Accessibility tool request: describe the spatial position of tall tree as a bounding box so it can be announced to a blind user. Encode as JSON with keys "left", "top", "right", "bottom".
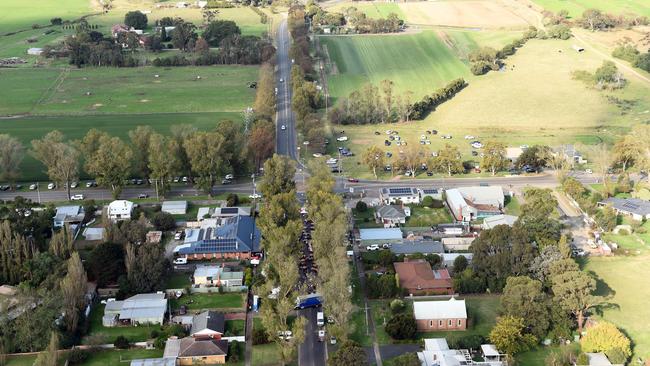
{"left": 33, "top": 331, "right": 59, "bottom": 366}
{"left": 60, "top": 252, "right": 87, "bottom": 332}
{"left": 148, "top": 133, "right": 180, "bottom": 198}
{"left": 254, "top": 63, "right": 276, "bottom": 120}
{"left": 247, "top": 119, "right": 275, "bottom": 171}
{"left": 183, "top": 131, "right": 227, "bottom": 193}
{"left": 433, "top": 144, "right": 463, "bottom": 176}
{"left": 362, "top": 146, "right": 385, "bottom": 179}
{"left": 0, "top": 134, "right": 24, "bottom": 184}
{"left": 400, "top": 144, "right": 426, "bottom": 178}
{"left": 0, "top": 221, "right": 35, "bottom": 285}
{"left": 380, "top": 79, "right": 394, "bottom": 123}
{"left": 260, "top": 155, "right": 296, "bottom": 198}
{"left": 170, "top": 124, "right": 197, "bottom": 178}
{"left": 85, "top": 135, "right": 132, "bottom": 198}
{"left": 612, "top": 134, "right": 642, "bottom": 171}
{"left": 551, "top": 270, "right": 602, "bottom": 334}
{"left": 216, "top": 119, "right": 246, "bottom": 175}
{"left": 128, "top": 125, "right": 154, "bottom": 179}
{"left": 582, "top": 143, "right": 613, "bottom": 191}
{"left": 488, "top": 316, "right": 537, "bottom": 356}
{"left": 328, "top": 341, "right": 369, "bottom": 366}
{"left": 501, "top": 276, "right": 550, "bottom": 339}
{"left": 482, "top": 141, "right": 507, "bottom": 175}
{"left": 49, "top": 226, "right": 74, "bottom": 260}
{"left": 203, "top": 20, "right": 241, "bottom": 46}
{"left": 30, "top": 131, "right": 80, "bottom": 199}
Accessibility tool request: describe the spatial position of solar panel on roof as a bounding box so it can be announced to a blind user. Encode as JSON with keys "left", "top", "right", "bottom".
{"left": 221, "top": 207, "right": 238, "bottom": 214}
{"left": 622, "top": 202, "right": 640, "bottom": 210}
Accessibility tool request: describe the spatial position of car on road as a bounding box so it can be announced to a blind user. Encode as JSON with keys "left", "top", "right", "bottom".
{"left": 70, "top": 181, "right": 78, "bottom": 188}
{"left": 47, "top": 183, "right": 55, "bottom": 190}
{"left": 29, "top": 184, "right": 37, "bottom": 190}
{"left": 279, "top": 78, "right": 284, "bottom": 83}
{"left": 336, "top": 136, "right": 348, "bottom": 142}
{"left": 138, "top": 193, "right": 149, "bottom": 198}
{"left": 225, "top": 174, "right": 234, "bottom": 180}
{"left": 366, "top": 244, "right": 380, "bottom": 251}
{"left": 318, "top": 330, "right": 325, "bottom": 342}
{"left": 173, "top": 257, "right": 187, "bottom": 265}
{"left": 71, "top": 194, "right": 84, "bottom": 201}
{"left": 221, "top": 179, "right": 232, "bottom": 185}
{"left": 249, "top": 193, "right": 262, "bottom": 199}
{"left": 585, "top": 169, "right": 593, "bottom": 174}
{"left": 317, "top": 311, "right": 325, "bottom": 326}
{"left": 281, "top": 125, "right": 286, "bottom": 130}
{"left": 347, "top": 178, "right": 359, "bottom": 183}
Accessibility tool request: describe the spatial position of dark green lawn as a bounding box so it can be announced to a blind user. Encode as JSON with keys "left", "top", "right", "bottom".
{"left": 165, "top": 273, "right": 192, "bottom": 289}
{"left": 352, "top": 207, "right": 382, "bottom": 228}
{"left": 170, "top": 293, "right": 245, "bottom": 311}
{"left": 84, "top": 304, "right": 161, "bottom": 344}
{"left": 225, "top": 319, "right": 246, "bottom": 336}
{"left": 406, "top": 206, "right": 453, "bottom": 227}
{"left": 80, "top": 349, "right": 164, "bottom": 366}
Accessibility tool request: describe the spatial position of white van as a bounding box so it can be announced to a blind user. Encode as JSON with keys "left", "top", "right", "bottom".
{"left": 173, "top": 257, "right": 188, "bottom": 265}
{"left": 317, "top": 311, "right": 325, "bottom": 327}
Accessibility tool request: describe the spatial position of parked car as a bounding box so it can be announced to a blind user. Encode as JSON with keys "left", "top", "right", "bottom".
{"left": 348, "top": 178, "right": 359, "bottom": 183}
{"left": 71, "top": 194, "right": 84, "bottom": 201}
{"left": 47, "top": 183, "right": 55, "bottom": 190}
{"left": 318, "top": 330, "right": 325, "bottom": 342}
{"left": 138, "top": 193, "right": 149, "bottom": 199}
{"left": 330, "top": 336, "right": 337, "bottom": 345}
{"left": 249, "top": 193, "right": 262, "bottom": 199}
{"left": 173, "top": 257, "right": 187, "bottom": 265}
{"left": 585, "top": 169, "right": 593, "bottom": 174}
{"left": 29, "top": 184, "right": 37, "bottom": 190}
{"left": 70, "top": 181, "right": 78, "bottom": 188}
{"left": 366, "top": 244, "right": 380, "bottom": 251}
{"left": 174, "top": 231, "right": 184, "bottom": 240}
{"left": 382, "top": 243, "right": 391, "bottom": 249}
{"left": 222, "top": 179, "right": 232, "bottom": 185}
{"left": 86, "top": 181, "right": 96, "bottom": 188}
{"left": 281, "top": 125, "right": 286, "bottom": 130}
{"left": 374, "top": 131, "right": 381, "bottom": 135}
{"left": 426, "top": 171, "right": 434, "bottom": 176}
{"left": 464, "top": 135, "right": 475, "bottom": 140}
{"left": 336, "top": 136, "right": 348, "bottom": 142}
{"left": 312, "top": 153, "right": 323, "bottom": 158}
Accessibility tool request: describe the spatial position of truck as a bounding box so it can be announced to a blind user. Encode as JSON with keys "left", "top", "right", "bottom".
{"left": 317, "top": 311, "right": 325, "bottom": 327}
{"left": 295, "top": 293, "right": 322, "bottom": 309}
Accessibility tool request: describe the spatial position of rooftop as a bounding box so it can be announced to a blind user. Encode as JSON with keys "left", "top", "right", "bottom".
{"left": 482, "top": 214, "right": 518, "bottom": 229}
{"left": 413, "top": 298, "right": 467, "bottom": 320}
{"left": 109, "top": 293, "right": 167, "bottom": 321}
{"left": 179, "top": 337, "right": 228, "bottom": 357}
{"left": 390, "top": 241, "right": 443, "bottom": 255}
{"left": 191, "top": 311, "right": 225, "bottom": 336}
{"left": 193, "top": 265, "right": 244, "bottom": 281}
{"left": 176, "top": 215, "right": 261, "bottom": 255}
{"left": 375, "top": 205, "right": 407, "bottom": 219}
{"left": 381, "top": 187, "right": 418, "bottom": 197}
{"left": 602, "top": 197, "right": 650, "bottom": 216}
{"left": 394, "top": 260, "right": 452, "bottom": 291}
{"left": 359, "top": 228, "right": 403, "bottom": 241}
{"left": 130, "top": 358, "right": 176, "bottom": 366}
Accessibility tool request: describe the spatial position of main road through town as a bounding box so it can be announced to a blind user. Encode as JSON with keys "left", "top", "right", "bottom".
{"left": 275, "top": 17, "right": 299, "bottom": 162}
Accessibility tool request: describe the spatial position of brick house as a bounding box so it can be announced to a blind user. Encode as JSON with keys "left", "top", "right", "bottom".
{"left": 394, "top": 259, "right": 454, "bottom": 296}
{"left": 413, "top": 298, "right": 467, "bottom": 332}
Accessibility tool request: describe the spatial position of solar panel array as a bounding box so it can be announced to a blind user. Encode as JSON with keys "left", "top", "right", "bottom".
{"left": 389, "top": 187, "right": 415, "bottom": 195}
{"left": 622, "top": 202, "right": 641, "bottom": 210}
{"left": 422, "top": 189, "right": 438, "bottom": 194}
{"left": 221, "top": 207, "right": 238, "bottom": 214}
{"left": 194, "top": 239, "right": 239, "bottom": 253}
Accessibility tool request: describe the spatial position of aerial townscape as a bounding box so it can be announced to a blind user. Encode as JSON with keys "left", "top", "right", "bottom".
{"left": 1, "top": 0, "right": 650, "bottom": 365}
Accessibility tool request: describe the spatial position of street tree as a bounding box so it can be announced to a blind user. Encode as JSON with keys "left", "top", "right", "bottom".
{"left": 433, "top": 144, "right": 463, "bottom": 176}
{"left": 514, "top": 188, "right": 561, "bottom": 248}
{"left": 488, "top": 316, "right": 537, "bottom": 356}
{"left": 362, "top": 146, "right": 386, "bottom": 179}
{"left": 128, "top": 125, "right": 154, "bottom": 179}
{"left": 183, "top": 131, "right": 227, "bottom": 193}
{"left": 482, "top": 141, "right": 507, "bottom": 175}
{"left": 254, "top": 63, "right": 276, "bottom": 120}
{"left": 582, "top": 143, "right": 614, "bottom": 191}
{"left": 551, "top": 269, "right": 602, "bottom": 334}
{"left": 514, "top": 145, "right": 547, "bottom": 170}
{"left": 328, "top": 341, "right": 369, "bottom": 366}
{"left": 60, "top": 252, "right": 88, "bottom": 332}
{"left": 170, "top": 124, "right": 197, "bottom": 178}
{"left": 400, "top": 144, "right": 426, "bottom": 178}
{"left": 0, "top": 134, "right": 24, "bottom": 184}
{"left": 216, "top": 119, "right": 246, "bottom": 175}
{"left": 540, "top": 145, "right": 570, "bottom": 180}
{"left": 148, "top": 133, "right": 180, "bottom": 198}
{"left": 31, "top": 131, "right": 80, "bottom": 199}
{"left": 85, "top": 135, "right": 133, "bottom": 198}
{"left": 247, "top": 119, "right": 275, "bottom": 171}
{"left": 260, "top": 155, "right": 296, "bottom": 198}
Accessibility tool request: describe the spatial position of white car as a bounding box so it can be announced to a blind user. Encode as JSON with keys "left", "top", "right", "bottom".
{"left": 585, "top": 169, "right": 593, "bottom": 174}
{"left": 174, "top": 231, "right": 183, "bottom": 240}
{"left": 303, "top": 141, "right": 310, "bottom": 145}
{"left": 281, "top": 125, "right": 286, "bottom": 130}
{"left": 70, "top": 194, "right": 84, "bottom": 201}
{"left": 442, "top": 135, "right": 452, "bottom": 139}
{"left": 249, "top": 193, "right": 262, "bottom": 199}
{"left": 70, "top": 181, "right": 78, "bottom": 188}
{"left": 366, "top": 244, "right": 380, "bottom": 251}
{"left": 47, "top": 183, "right": 55, "bottom": 190}
{"left": 182, "top": 176, "right": 188, "bottom": 182}
{"left": 86, "top": 181, "right": 95, "bottom": 188}
{"left": 277, "top": 331, "right": 293, "bottom": 340}
{"left": 279, "top": 78, "right": 284, "bottom": 83}
{"left": 225, "top": 174, "right": 234, "bottom": 180}
{"left": 29, "top": 184, "right": 37, "bottom": 190}
{"left": 464, "top": 135, "right": 475, "bottom": 140}
{"left": 471, "top": 142, "right": 483, "bottom": 149}
{"left": 326, "top": 158, "right": 338, "bottom": 165}
{"left": 420, "top": 134, "right": 426, "bottom": 140}
{"left": 385, "top": 130, "right": 392, "bottom": 135}
{"left": 173, "top": 257, "right": 187, "bottom": 265}
{"left": 312, "top": 153, "right": 323, "bottom": 158}
{"left": 336, "top": 136, "right": 348, "bottom": 142}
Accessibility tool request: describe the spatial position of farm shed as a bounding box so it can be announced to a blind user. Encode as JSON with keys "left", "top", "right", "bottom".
{"left": 162, "top": 200, "right": 188, "bottom": 215}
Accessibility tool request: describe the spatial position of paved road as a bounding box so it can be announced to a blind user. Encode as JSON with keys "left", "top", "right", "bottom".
{"left": 275, "top": 18, "right": 298, "bottom": 160}
{"left": 298, "top": 307, "right": 326, "bottom": 366}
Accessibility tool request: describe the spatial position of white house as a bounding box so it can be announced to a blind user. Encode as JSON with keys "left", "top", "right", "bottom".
{"left": 375, "top": 205, "right": 410, "bottom": 228}
{"left": 53, "top": 205, "right": 85, "bottom": 227}
{"left": 418, "top": 188, "right": 443, "bottom": 201}
{"left": 446, "top": 186, "right": 504, "bottom": 222}
{"left": 193, "top": 265, "right": 244, "bottom": 287}
{"left": 380, "top": 187, "right": 420, "bottom": 204}
{"left": 108, "top": 200, "right": 134, "bottom": 221}
{"left": 418, "top": 338, "right": 505, "bottom": 366}
{"left": 103, "top": 293, "right": 167, "bottom": 326}
{"left": 599, "top": 197, "right": 650, "bottom": 221}
{"left": 27, "top": 47, "right": 43, "bottom": 56}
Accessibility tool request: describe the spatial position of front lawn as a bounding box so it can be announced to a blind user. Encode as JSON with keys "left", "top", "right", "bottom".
{"left": 371, "top": 300, "right": 398, "bottom": 345}
{"left": 85, "top": 304, "right": 161, "bottom": 343}
{"left": 406, "top": 206, "right": 453, "bottom": 227}
{"left": 252, "top": 344, "right": 283, "bottom": 366}
{"left": 352, "top": 207, "right": 382, "bottom": 228}
{"left": 504, "top": 195, "right": 521, "bottom": 216}
{"left": 170, "top": 292, "right": 245, "bottom": 311}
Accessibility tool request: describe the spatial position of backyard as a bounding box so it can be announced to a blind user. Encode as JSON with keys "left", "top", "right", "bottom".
{"left": 406, "top": 205, "right": 453, "bottom": 227}
{"left": 85, "top": 304, "right": 160, "bottom": 343}
{"left": 169, "top": 292, "right": 246, "bottom": 311}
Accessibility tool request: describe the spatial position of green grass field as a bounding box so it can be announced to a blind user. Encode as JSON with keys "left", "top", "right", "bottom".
{"left": 531, "top": 0, "right": 650, "bottom": 18}
{"left": 321, "top": 31, "right": 470, "bottom": 102}
{"left": 170, "top": 292, "right": 245, "bottom": 311}
{"left": 0, "top": 66, "right": 258, "bottom": 116}
{"left": 406, "top": 206, "right": 453, "bottom": 227}
{"left": 0, "top": 0, "right": 92, "bottom": 34}
{"left": 586, "top": 255, "right": 650, "bottom": 360}
{"left": 85, "top": 304, "right": 160, "bottom": 343}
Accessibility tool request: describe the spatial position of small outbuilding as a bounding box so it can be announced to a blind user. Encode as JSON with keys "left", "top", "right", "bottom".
{"left": 108, "top": 200, "right": 134, "bottom": 221}
{"left": 27, "top": 47, "right": 43, "bottom": 56}
{"left": 572, "top": 44, "right": 585, "bottom": 52}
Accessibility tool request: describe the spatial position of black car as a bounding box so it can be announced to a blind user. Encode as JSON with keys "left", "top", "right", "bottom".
{"left": 431, "top": 129, "right": 438, "bottom": 135}
{"left": 471, "top": 151, "right": 478, "bottom": 156}
{"left": 374, "top": 131, "right": 381, "bottom": 135}
{"left": 386, "top": 152, "right": 392, "bottom": 158}
{"left": 384, "top": 140, "right": 391, "bottom": 146}
{"left": 426, "top": 171, "right": 434, "bottom": 176}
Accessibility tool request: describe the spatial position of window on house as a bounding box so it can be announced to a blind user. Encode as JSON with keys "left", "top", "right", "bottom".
{"left": 429, "top": 320, "right": 433, "bottom": 327}
{"left": 458, "top": 319, "right": 462, "bottom": 326}
{"left": 438, "top": 320, "right": 443, "bottom": 327}
{"left": 448, "top": 319, "right": 452, "bottom": 326}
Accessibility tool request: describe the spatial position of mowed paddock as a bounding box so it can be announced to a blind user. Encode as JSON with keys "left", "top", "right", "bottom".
{"left": 321, "top": 31, "right": 470, "bottom": 102}
{"left": 399, "top": 0, "right": 533, "bottom": 29}
{"left": 530, "top": 0, "right": 650, "bottom": 18}
{"left": 324, "top": 38, "right": 650, "bottom": 178}
{"left": 0, "top": 66, "right": 258, "bottom": 116}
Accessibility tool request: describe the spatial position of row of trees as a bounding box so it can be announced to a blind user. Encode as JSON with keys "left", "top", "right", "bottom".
{"left": 469, "top": 27, "right": 541, "bottom": 76}
{"left": 305, "top": 1, "right": 402, "bottom": 34}
{"left": 0, "top": 119, "right": 276, "bottom": 198}
{"left": 612, "top": 42, "right": 650, "bottom": 74}
{"left": 256, "top": 155, "right": 307, "bottom": 364}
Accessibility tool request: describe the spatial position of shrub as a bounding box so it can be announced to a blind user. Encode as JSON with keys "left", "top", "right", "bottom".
{"left": 125, "top": 11, "right": 148, "bottom": 30}
{"left": 618, "top": 229, "right": 629, "bottom": 236}
{"left": 152, "top": 211, "right": 176, "bottom": 231}
{"left": 612, "top": 44, "right": 639, "bottom": 63}
{"left": 431, "top": 199, "right": 444, "bottom": 208}
{"left": 229, "top": 340, "right": 241, "bottom": 362}
{"left": 355, "top": 200, "right": 368, "bottom": 212}
{"left": 471, "top": 61, "right": 492, "bottom": 75}
{"left": 150, "top": 330, "right": 160, "bottom": 339}
{"left": 422, "top": 196, "right": 434, "bottom": 208}
{"left": 390, "top": 299, "right": 405, "bottom": 314}
{"left": 385, "top": 313, "right": 417, "bottom": 339}
{"left": 67, "top": 348, "right": 90, "bottom": 364}
{"left": 547, "top": 24, "right": 572, "bottom": 39}
{"left": 226, "top": 193, "right": 239, "bottom": 207}
{"left": 253, "top": 328, "right": 270, "bottom": 345}
{"left": 606, "top": 347, "right": 628, "bottom": 364}
{"left": 576, "top": 353, "right": 589, "bottom": 365}
{"left": 51, "top": 18, "right": 63, "bottom": 25}
{"left": 114, "top": 336, "right": 130, "bottom": 349}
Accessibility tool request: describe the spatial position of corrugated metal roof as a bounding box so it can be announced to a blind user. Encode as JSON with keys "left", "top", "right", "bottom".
{"left": 413, "top": 298, "right": 467, "bottom": 320}
{"left": 359, "top": 228, "right": 402, "bottom": 241}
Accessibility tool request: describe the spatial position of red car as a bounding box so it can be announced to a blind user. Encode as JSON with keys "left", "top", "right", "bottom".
{"left": 348, "top": 178, "right": 359, "bottom": 183}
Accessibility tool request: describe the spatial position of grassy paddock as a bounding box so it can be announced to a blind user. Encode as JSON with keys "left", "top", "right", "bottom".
{"left": 0, "top": 0, "right": 92, "bottom": 33}
{"left": 530, "top": 0, "right": 649, "bottom": 18}
{"left": 406, "top": 206, "right": 453, "bottom": 227}
{"left": 321, "top": 31, "right": 470, "bottom": 102}
{"left": 327, "top": 2, "right": 404, "bottom": 19}
{"left": 170, "top": 292, "right": 245, "bottom": 311}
